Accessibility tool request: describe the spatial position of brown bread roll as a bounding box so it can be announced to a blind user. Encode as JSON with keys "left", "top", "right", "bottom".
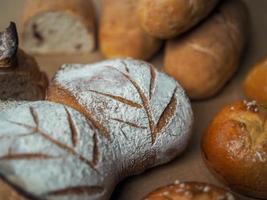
{"left": 99, "top": 0, "right": 162, "bottom": 60}
{"left": 0, "top": 59, "right": 193, "bottom": 200}
{"left": 22, "top": 0, "right": 96, "bottom": 55}
{"left": 202, "top": 101, "right": 267, "bottom": 199}
{"left": 143, "top": 181, "right": 234, "bottom": 200}
{"left": 138, "top": 0, "right": 219, "bottom": 39}
{"left": 164, "top": 0, "right": 248, "bottom": 99}
{"left": 244, "top": 57, "right": 267, "bottom": 103}
{"left": 0, "top": 22, "right": 47, "bottom": 101}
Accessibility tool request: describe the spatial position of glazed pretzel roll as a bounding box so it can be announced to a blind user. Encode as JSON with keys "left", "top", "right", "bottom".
{"left": 244, "top": 57, "right": 267, "bottom": 103}
{"left": 99, "top": 0, "right": 162, "bottom": 60}
{"left": 0, "top": 23, "right": 48, "bottom": 101}
{"left": 143, "top": 182, "right": 235, "bottom": 200}
{"left": 22, "top": 0, "right": 96, "bottom": 55}
{"left": 138, "top": 0, "right": 219, "bottom": 39}
{"left": 202, "top": 101, "right": 267, "bottom": 199}
{"left": 164, "top": 0, "right": 248, "bottom": 99}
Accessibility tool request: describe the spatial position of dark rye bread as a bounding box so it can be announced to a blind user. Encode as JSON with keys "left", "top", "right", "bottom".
{"left": 0, "top": 50, "right": 48, "bottom": 101}
{"left": 0, "top": 22, "right": 18, "bottom": 68}
{"left": 0, "top": 22, "right": 48, "bottom": 101}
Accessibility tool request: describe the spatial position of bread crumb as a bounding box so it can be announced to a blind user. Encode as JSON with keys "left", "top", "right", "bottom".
{"left": 256, "top": 151, "right": 265, "bottom": 162}
{"left": 176, "top": 188, "right": 184, "bottom": 193}
{"left": 203, "top": 186, "right": 210, "bottom": 192}
{"left": 184, "top": 191, "right": 192, "bottom": 197}
{"left": 243, "top": 100, "right": 258, "bottom": 112}
{"left": 226, "top": 193, "right": 235, "bottom": 200}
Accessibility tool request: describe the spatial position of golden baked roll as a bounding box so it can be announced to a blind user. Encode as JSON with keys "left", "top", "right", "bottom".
{"left": 143, "top": 181, "right": 234, "bottom": 200}
{"left": 99, "top": 0, "right": 162, "bottom": 60}
{"left": 244, "top": 57, "right": 267, "bottom": 103}
{"left": 138, "top": 0, "right": 219, "bottom": 39}
{"left": 0, "top": 22, "right": 48, "bottom": 101}
{"left": 22, "top": 0, "right": 96, "bottom": 55}
{"left": 164, "top": 0, "right": 248, "bottom": 99}
{"left": 202, "top": 101, "right": 267, "bottom": 199}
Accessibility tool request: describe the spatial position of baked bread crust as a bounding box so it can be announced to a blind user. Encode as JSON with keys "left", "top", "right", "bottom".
{"left": 164, "top": 0, "right": 248, "bottom": 99}
{"left": 0, "top": 178, "right": 27, "bottom": 200}
{"left": 202, "top": 101, "right": 267, "bottom": 199}
{"left": 143, "top": 182, "right": 234, "bottom": 200}
{"left": 244, "top": 57, "right": 267, "bottom": 103}
{"left": 22, "top": 0, "right": 96, "bottom": 55}
{"left": 138, "top": 0, "right": 219, "bottom": 39}
{"left": 99, "top": 0, "right": 162, "bottom": 60}
{"left": 0, "top": 101, "right": 109, "bottom": 200}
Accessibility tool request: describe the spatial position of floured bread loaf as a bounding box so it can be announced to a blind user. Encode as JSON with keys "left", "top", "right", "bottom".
{"left": 0, "top": 98, "right": 192, "bottom": 200}
{"left": 0, "top": 101, "right": 105, "bottom": 200}
{"left": 22, "top": 0, "right": 96, "bottom": 55}
{"left": 0, "top": 22, "right": 48, "bottom": 101}
{"left": 37, "top": 58, "right": 193, "bottom": 199}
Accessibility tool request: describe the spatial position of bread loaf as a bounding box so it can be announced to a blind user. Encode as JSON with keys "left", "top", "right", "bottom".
{"left": 143, "top": 181, "right": 235, "bottom": 200}
{"left": 164, "top": 0, "right": 248, "bottom": 99}
{"left": 99, "top": 0, "right": 162, "bottom": 60}
{"left": 244, "top": 57, "right": 267, "bottom": 103}
{"left": 202, "top": 101, "right": 267, "bottom": 199}
{"left": 22, "top": 0, "right": 96, "bottom": 55}
{"left": 0, "top": 59, "right": 193, "bottom": 200}
{"left": 138, "top": 0, "right": 219, "bottom": 39}
{"left": 0, "top": 23, "right": 48, "bottom": 101}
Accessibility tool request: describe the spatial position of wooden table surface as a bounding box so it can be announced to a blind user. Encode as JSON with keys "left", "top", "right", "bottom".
{"left": 0, "top": 0, "right": 267, "bottom": 200}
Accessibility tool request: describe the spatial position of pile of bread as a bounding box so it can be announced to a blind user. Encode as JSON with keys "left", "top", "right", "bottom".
{"left": 0, "top": 0, "right": 266, "bottom": 200}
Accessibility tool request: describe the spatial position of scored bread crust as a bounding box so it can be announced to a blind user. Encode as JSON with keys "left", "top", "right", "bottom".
{"left": 0, "top": 49, "right": 48, "bottom": 100}
{"left": 22, "top": 0, "right": 96, "bottom": 55}
{"left": 99, "top": 0, "right": 162, "bottom": 60}
{"left": 0, "top": 101, "right": 112, "bottom": 200}
{"left": 143, "top": 182, "right": 234, "bottom": 200}
{"left": 42, "top": 58, "right": 193, "bottom": 199}
{"left": 164, "top": 0, "right": 248, "bottom": 99}
{"left": 0, "top": 59, "right": 193, "bottom": 200}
